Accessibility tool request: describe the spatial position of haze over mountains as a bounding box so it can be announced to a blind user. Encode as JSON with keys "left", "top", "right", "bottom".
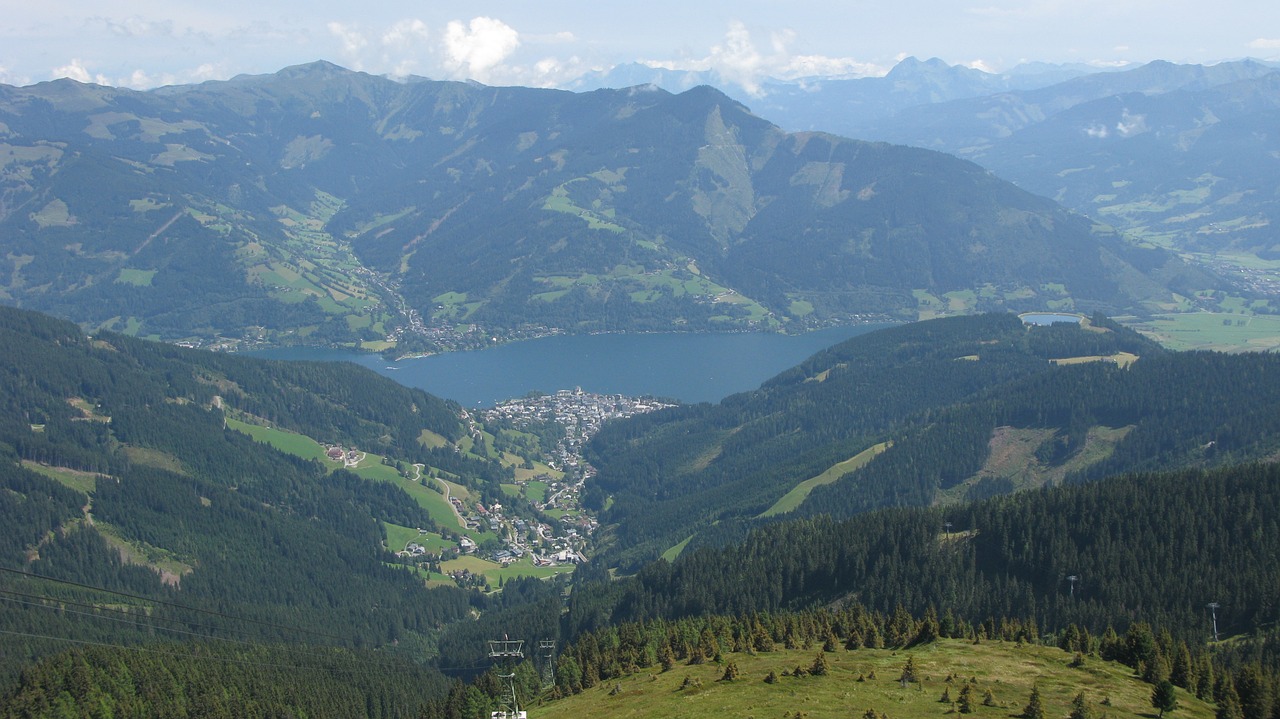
{"left": 0, "top": 60, "right": 1222, "bottom": 350}
{"left": 5, "top": 40, "right": 1280, "bottom": 718}
{"left": 589, "top": 56, "right": 1280, "bottom": 274}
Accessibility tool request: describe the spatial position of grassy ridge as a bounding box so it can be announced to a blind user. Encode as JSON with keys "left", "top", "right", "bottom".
{"left": 536, "top": 640, "right": 1212, "bottom": 719}
{"left": 759, "top": 442, "right": 891, "bottom": 518}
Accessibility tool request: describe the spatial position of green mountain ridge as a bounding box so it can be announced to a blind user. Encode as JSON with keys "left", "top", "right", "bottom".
{"left": 4, "top": 306, "right": 1280, "bottom": 717}
{"left": 0, "top": 304, "right": 533, "bottom": 692}
{"left": 0, "top": 63, "right": 1209, "bottom": 349}
{"left": 585, "top": 313, "right": 1280, "bottom": 567}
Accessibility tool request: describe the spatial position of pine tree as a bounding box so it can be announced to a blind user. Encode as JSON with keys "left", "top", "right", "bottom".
{"left": 823, "top": 633, "right": 839, "bottom": 652}
{"left": 1215, "top": 680, "right": 1243, "bottom": 719}
{"left": 958, "top": 683, "right": 975, "bottom": 713}
{"left": 810, "top": 652, "right": 830, "bottom": 676}
{"left": 1022, "top": 685, "right": 1045, "bottom": 719}
{"left": 914, "top": 606, "right": 940, "bottom": 645}
{"left": 658, "top": 642, "right": 675, "bottom": 672}
{"left": 1069, "top": 690, "right": 1091, "bottom": 719}
{"left": 1152, "top": 679, "right": 1178, "bottom": 718}
{"left": 1169, "top": 642, "right": 1195, "bottom": 689}
{"left": 899, "top": 656, "right": 917, "bottom": 685}
{"left": 1234, "top": 666, "right": 1271, "bottom": 719}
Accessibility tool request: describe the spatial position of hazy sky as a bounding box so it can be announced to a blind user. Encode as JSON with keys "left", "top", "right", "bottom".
{"left": 2, "top": 1, "right": 1277, "bottom": 92}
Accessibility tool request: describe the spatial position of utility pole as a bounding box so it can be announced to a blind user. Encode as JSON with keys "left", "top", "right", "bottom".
{"left": 1067, "top": 575, "right": 1078, "bottom": 599}
{"left": 944, "top": 521, "right": 953, "bottom": 538}
{"left": 1208, "top": 602, "right": 1220, "bottom": 642}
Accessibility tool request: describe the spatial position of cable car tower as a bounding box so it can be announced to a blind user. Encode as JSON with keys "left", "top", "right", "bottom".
{"left": 488, "top": 638, "right": 527, "bottom": 719}
{"left": 536, "top": 640, "right": 557, "bottom": 689}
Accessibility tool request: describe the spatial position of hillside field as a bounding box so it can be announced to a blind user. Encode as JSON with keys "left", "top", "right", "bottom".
{"left": 536, "top": 640, "right": 1212, "bottom": 719}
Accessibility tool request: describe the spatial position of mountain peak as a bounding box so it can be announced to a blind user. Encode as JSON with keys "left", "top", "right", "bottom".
{"left": 276, "top": 60, "right": 356, "bottom": 78}
{"left": 886, "top": 56, "right": 954, "bottom": 77}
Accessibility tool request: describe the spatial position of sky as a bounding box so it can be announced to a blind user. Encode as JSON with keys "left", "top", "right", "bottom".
{"left": 2, "top": 1, "right": 1278, "bottom": 93}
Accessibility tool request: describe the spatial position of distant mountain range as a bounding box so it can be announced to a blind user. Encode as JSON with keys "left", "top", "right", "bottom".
{"left": 583, "top": 57, "right": 1280, "bottom": 271}
{"left": 0, "top": 62, "right": 1211, "bottom": 348}
{"left": 569, "top": 56, "right": 1118, "bottom": 131}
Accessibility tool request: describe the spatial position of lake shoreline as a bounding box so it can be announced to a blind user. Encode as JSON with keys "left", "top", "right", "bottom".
{"left": 247, "top": 324, "right": 892, "bottom": 408}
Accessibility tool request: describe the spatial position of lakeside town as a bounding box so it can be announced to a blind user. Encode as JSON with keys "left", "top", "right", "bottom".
{"left": 371, "top": 388, "right": 677, "bottom": 588}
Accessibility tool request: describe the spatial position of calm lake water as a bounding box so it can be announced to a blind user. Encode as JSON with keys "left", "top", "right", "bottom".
{"left": 1020, "top": 312, "right": 1083, "bottom": 326}
{"left": 247, "top": 325, "right": 887, "bottom": 407}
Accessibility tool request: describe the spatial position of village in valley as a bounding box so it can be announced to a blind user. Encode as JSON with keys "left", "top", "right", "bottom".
{"left": 329, "top": 388, "right": 676, "bottom": 591}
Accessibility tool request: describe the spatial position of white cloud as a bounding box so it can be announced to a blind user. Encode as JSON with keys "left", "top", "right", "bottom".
{"left": 1249, "top": 38, "right": 1280, "bottom": 49}
{"left": 0, "top": 65, "right": 30, "bottom": 86}
{"left": 51, "top": 59, "right": 109, "bottom": 85}
{"left": 708, "top": 21, "right": 764, "bottom": 94}
{"left": 92, "top": 16, "right": 175, "bottom": 39}
{"left": 1084, "top": 123, "right": 1109, "bottom": 139}
{"left": 190, "top": 63, "right": 226, "bottom": 82}
{"left": 1116, "top": 109, "right": 1146, "bottom": 137}
{"left": 643, "top": 23, "right": 881, "bottom": 96}
{"left": 779, "top": 54, "right": 883, "bottom": 79}
{"left": 328, "top": 21, "right": 370, "bottom": 69}
{"left": 126, "top": 69, "right": 154, "bottom": 88}
{"left": 382, "top": 19, "right": 429, "bottom": 48}
{"left": 442, "top": 17, "right": 520, "bottom": 81}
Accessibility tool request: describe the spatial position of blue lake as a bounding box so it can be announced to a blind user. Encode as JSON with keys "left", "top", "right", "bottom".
{"left": 1020, "top": 313, "right": 1083, "bottom": 326}
{"left": 247, "top": 325, "right": 887, "bottom": 407}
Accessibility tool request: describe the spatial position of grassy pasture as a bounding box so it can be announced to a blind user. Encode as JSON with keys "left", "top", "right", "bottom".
{"left": 535, "top": 639, "right": 1213, "bottom": 719}
{"left": 1127, "top": 312, "right": 1280, "bottom": 351}
{"left": 1049, "top": 352, "right": 1140, "bottom": 368}
{"left": 225, "top": 418, "right": 330, "bottom": 462}
{"left": 660, "top": 534, "right": 694, "bottom": 562}
{"left": 115, "top": 269, "right": 157, "bottom": 286}
{"left": 759, "top": 442, "right": 890, "bottom": 518}
{"left": 22, "top": 461, "right": 98, "bottom": 494}
{"left": 525, "top": 481, "right": 549, "bottom": 504}
{"left": 440, "top": 555, "right": 574, "bottom": 586}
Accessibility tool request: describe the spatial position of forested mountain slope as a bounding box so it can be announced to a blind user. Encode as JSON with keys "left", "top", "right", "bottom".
{"left": 0, "top": 305, "right": 500, "bottom": 691}
{"left": 0, "top": 63, "right": 1206, "bottom": 348}
{"left": 586, "top": 313, "right": 1280, "bottom": 567}
{"left": 569, "top": 463, "right": 1280, "bottom": 640}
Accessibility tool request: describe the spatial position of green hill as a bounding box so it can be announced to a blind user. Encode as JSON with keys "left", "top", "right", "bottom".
{"left": 0, "top": 305, "right": 537, "bottom": 693}
{"left": 585, "top": 313, "right": 1280, "bottom": 567}
{"left": 536, "top": 640, "right": 1214, "bottom": 719}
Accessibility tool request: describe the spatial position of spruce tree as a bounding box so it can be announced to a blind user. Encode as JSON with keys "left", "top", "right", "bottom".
{"left": 810, "top": 651, "right": 830, "bottom": 676}
{"left": 1215, "top": 680, "right": 1243, "bottom": 719}
{"left": 1022, "top": 685, "right": 1046, "bottom": 719}
{"left": 1152, "top": 679, "right": 1178, "bottom": 718}
{"left": 899, "top": 656, "right": 917, "bottom": 685}
{"left": 1069, "top": 690, "right": 1091, "bottom": 719}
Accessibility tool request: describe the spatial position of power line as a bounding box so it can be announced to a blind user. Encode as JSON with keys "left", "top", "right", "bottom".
{"left": 0, "top": 587, "right": 266, "bottom": 642}
{"left": 0, "top": 565, "right": 350, "bottom": 644}
{"left": 0, "top": 628, "right": 398, "bottom": 677}
{"left": 0, "top": 592, "right": 362, "bottom": 662}
{"left": 0, "top": 586, "right": 448, "bottom": 676}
